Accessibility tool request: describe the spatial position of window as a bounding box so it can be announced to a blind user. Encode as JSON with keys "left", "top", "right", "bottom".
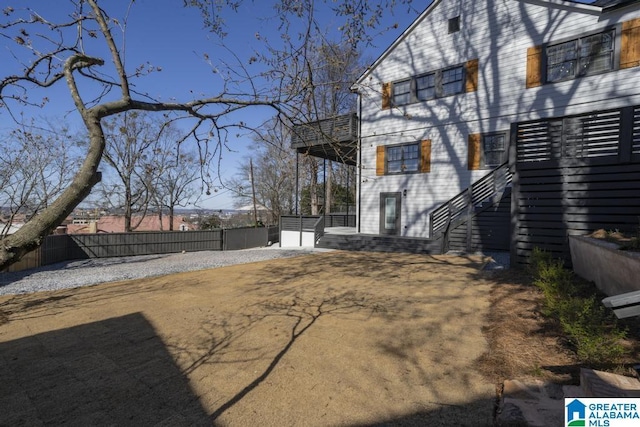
{"left": 377, "top": 140, "right": 431, "bottom": 175}
{"left": 546, "top": 29, "right": 615, "bottom": 82}
{"left": 416, "top": 73, "right": 436, "bottom": 101}
{"left": 448, "top": 16, "right": 460, "bottom": 34}
{"left": 482, "top": 133, "right": 507, "bottom": 167}
{"left": 392, "top": 79, "right": 411, "bottom": 106}
{"left": 389, "top": 63, "right": 470, "bottom": 106}
{"left": 387, "top": 143, "right": 419, "bottom": 173}
{"left": 468, "top": 132, "right": 508, "bottom": 170}
{"left": 441, "top": 66, "right": 464, "bottom": 96}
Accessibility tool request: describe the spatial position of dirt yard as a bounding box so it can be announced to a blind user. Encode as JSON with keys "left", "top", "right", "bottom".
{"left": 0, "top": 250, "right": 568, "bottom": 426}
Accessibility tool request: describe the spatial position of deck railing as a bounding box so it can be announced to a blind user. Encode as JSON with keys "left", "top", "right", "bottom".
{"left": 324, "top": 214, "right": 356, "bottom": 227}
{"left": 291, "top": 113, "right": 358, "bottom": 147}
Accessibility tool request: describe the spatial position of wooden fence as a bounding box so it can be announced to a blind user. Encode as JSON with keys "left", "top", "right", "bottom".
{"left": 511, "top": 105, "right": 640, "bottom": 266}
{"left": 4, "top": 227, "right": 277, "bottom": 273}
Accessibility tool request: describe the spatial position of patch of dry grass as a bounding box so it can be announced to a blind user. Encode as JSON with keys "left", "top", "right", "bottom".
{"left": 478, "top": 269, "right": 579, "bottom": 386}
{"left": 479, "top": 268, "right": 640, "bottom": 387}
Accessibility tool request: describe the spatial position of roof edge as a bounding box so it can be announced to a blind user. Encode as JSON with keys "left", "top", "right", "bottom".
{"left": 351, "top": 0, "right": 604, "bottom": 91}
{"left": 595, "top": 0, "right": 640, "bottom": 12}
{"left": 351, "top": 0, "right": 443, "bottom": 90}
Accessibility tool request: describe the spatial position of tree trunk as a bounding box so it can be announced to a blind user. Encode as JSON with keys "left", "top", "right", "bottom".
{"left": 124, "top": 187, "right": 132, "bottom": 232}
{"left": 168, "top": 206, "right": 174, "bottom": 231}
{"left": 0, "top": 113, "right": 105, "bottom": 270}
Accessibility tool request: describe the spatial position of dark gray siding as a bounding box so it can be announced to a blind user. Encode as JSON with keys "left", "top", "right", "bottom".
{"left": 511, "top": 105, "right": 640, "bottom": 266}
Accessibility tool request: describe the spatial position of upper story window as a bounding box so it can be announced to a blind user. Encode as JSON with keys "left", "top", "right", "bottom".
{"left": 441, "top": 66, "right": 464, "bottom": 96}
{"left": 546, "top": 29, "right": 615, "bottom": 83}
{"left": 391, "top": 64, "right": 466, "bottom": 106}
{"left": 416, "top": 73, "right": 436, "bottom": 101}
{"left": 448, "top": 16, "right": 460, "bottom": 34}
{"left": 382, "top": 59, "right": 478, "bottom": 110}
{"left": 393, "top": 80, "right": 411, "bottom": 106}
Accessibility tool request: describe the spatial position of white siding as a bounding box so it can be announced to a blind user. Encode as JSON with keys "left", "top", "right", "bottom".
{"left": 280, "top": 230, "right": 316, "bottom": 248}
{"left": 356, "top": 0, "right": 640, "bottom": 237}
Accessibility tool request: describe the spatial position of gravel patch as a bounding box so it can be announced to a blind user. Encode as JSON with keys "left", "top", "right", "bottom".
{"left": 0, "top": 247, "right": 323, "bottom": 296}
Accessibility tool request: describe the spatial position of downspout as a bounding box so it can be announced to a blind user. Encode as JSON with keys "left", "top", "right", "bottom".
{"left": 295, "top": 152, "right": 299, "bottom": 215}
{"left": 357, "top": 92, "right": 363, "bottom": 233}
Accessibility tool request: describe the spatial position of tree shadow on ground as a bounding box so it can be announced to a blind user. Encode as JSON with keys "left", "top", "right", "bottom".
{"left": 347, "top": 397, "right": 496, "bottom": 427}
{"left": 0, "top": 312, "right": 211, "bottom": 426}
{"left": 191, "top": 251, "right": 495, "bottom": 423}
{"left": 207, "top": 292, "right": 376, "bottom": 421}
{"left": 1, "top": 250, "right": 498, "bottom": 425}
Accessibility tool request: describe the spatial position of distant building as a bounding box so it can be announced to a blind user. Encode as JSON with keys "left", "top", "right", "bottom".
{"left": 66, "top": 214, "right": 191, "bottom": 234}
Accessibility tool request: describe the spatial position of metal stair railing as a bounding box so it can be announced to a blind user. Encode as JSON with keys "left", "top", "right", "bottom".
{"left": 429, "top": 162, "right": 512, "bottom": 240}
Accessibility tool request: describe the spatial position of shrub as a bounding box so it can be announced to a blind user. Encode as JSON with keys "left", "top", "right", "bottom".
{"left": 530, "top": 248, "right": 627, "bottom": 365}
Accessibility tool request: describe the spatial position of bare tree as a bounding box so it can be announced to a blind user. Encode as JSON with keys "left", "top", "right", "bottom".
{"left": 230, "top": 119, "right": 297, "bottom": 224}
{"left": 148, "top": 127, "right": 200, "bottom": 231}
{"left": 99, "top": 111, "right": 160, "bottom": 232}
{"left": 310, "top": 42, "right": 362, "bottom": 214}
{"left": 287, "top": 40, "right": 364, "bottom": 214}
{"left": 0, "top": 0, "right": 414, "bottom": 269}
{"left": 0, "top": 123, "right": 80, "bottom": 237}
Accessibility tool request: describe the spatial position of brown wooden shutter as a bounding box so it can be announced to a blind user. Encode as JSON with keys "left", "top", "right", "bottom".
{"left": 382, "top": 82, "right": 392, "bottom": 110}
{"left": 420, "top": 140, "right": 431, "bottom": 173}
{"left": 465, "top": 59, "right": 479, "bottom": 92}
{"left": 621, "top": 18, "right": 640, "bottom": 69}
{"left": 526, "top": 46, "right": 543, "bottom": 88}
{"left": 376, "top": 146, "right": 386, "bottom": 176}
{"left": 468, "top": 134, "right": 482, "bottom": 170}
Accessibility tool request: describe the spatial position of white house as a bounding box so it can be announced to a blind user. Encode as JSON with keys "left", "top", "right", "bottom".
{"left": 350, "top": 0, "right": 640, "bottom": 239}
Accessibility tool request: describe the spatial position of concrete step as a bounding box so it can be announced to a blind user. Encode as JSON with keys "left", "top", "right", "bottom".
{"left": 496, "top": 379, "right": 565, "bottom": 426}
{"left": 580, "top": 368, "right": 640, "bottom": 397}
{"left": 317, "top": 234, "right": 442, "bottom": 254}
{"left": 496, "top": 369, "right": 640, "bottom": 426}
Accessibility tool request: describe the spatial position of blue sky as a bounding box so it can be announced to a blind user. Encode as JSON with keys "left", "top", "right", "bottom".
{"left": 1, "top": 0, "right": 422, "bottom": 210}
{"left": 1, "top": 0, "right": 596, "bottom": 210}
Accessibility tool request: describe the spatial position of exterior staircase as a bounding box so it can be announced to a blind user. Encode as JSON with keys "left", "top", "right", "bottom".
{"left": 309, "top": 162, "right": 513, "bottom": 254}
{"left": 429, "top": 162, "right": 512, "bottom": 253}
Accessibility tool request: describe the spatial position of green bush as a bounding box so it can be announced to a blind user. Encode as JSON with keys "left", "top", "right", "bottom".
{"left": 530, "top": 248, "right": 627, "bottom": 365}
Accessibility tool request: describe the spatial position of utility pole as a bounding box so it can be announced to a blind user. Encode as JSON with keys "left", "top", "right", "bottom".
{"left": 250, "top": 158, "right": 258, "bottom": 227}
